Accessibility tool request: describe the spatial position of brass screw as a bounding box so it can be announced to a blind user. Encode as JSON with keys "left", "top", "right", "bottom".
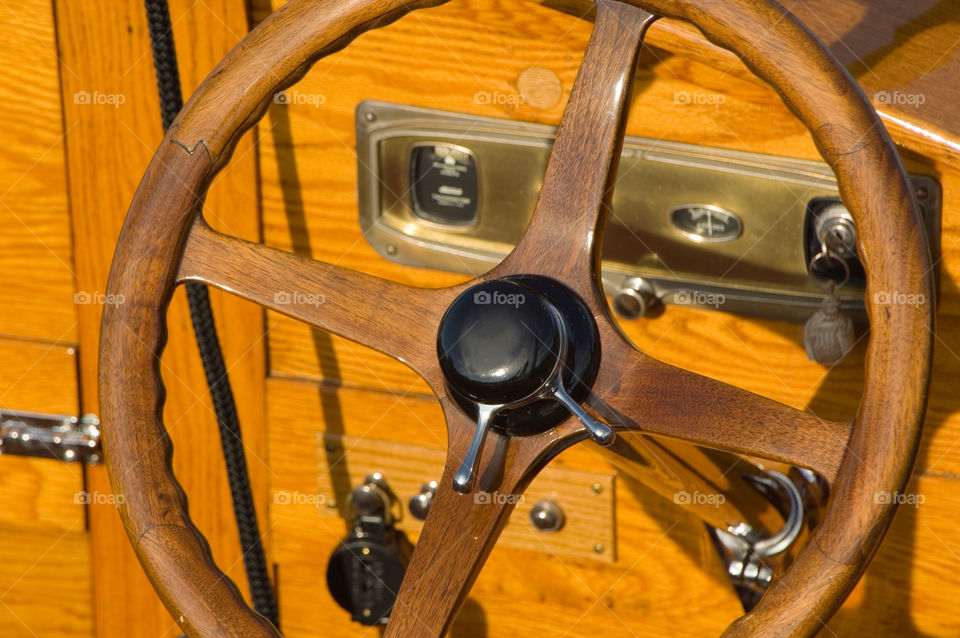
{"left": 326, "top": 499, "right": 337, "bottom": 509}
{"left": 362, "top": 547, "right": 371, "bottom": 555}
{"left": 591, "top": 483, "right": 603, "bottom": 495}
{"left": 593, "top": 543, "right": 605, "bottom": 554}
{"left": 363, "top": 609, "right": 372, "bottom": 617}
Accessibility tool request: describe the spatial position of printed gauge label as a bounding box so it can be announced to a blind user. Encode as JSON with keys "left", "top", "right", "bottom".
{"left": 410, "top": 144, "right": 479, "bottom": 226}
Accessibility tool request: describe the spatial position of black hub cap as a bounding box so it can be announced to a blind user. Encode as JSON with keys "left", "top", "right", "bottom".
{"left": 437, "top": 276, "right": 601, "bottom": 436}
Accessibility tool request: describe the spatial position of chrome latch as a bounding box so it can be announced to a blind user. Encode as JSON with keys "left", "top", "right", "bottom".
{"left": 0, "top": 410, "right": 101, "bottom": 463}
{"left": 711, "top": 470, "right": 806, "bottom": 600}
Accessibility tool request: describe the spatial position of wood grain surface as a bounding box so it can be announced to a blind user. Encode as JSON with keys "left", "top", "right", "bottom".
{"left": 53, "top": 0, "right": 269, "bottom": 636}
{"left": 252, "top": 0, "right": 957, "bottom": 636}
{"left": 95, "top": 0, "right": 936, "bottom": 636}
{"left": 0, "top": 1, "right": 91, "bottom": 635}
{"left": 0, "top": 0, "right": 948, "bottom": 636}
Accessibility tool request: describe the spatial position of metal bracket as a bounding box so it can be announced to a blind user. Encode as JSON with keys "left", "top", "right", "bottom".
{"left": 0, "top": 410, "right": 101, "bottom": 464}
{"left": 711, "top": 470, "right": 806, "bottom": 602}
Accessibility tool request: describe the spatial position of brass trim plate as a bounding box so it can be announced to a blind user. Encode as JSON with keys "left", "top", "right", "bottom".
{"left": 356, "top": 101, "right": 941, "bottom": 321}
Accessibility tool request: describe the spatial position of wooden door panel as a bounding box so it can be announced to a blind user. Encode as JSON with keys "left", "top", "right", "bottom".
{"left": 53, "top": 0, "right": 268, "bottom": 636}
{"left": 0, "top": 1, "right": 91, "bottom": 635}
{"left": 0, "top": 0, "right": 75, "bottom": 344}
{"left": 0, "top": 337, "right": 90, "bottom": 636}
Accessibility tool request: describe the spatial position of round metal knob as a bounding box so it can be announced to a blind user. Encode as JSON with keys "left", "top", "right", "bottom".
{"left": 408, "top": 481, "right": 438, "bottom": 521}
{"left": 529, "top": 499, "right": 565, "bottom": 533}
{"left": 350, "top": 484, "right": 387, "bottom": 517}
{"left": 437, "top": 280, "right": 562, "bottom": 406}
{"left": 612, "top": 277, "right": 659, "bottom": 319}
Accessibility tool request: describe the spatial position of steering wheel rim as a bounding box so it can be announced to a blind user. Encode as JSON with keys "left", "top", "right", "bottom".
{"left": 98, "top": 0, "right": 933, "bottom": 636}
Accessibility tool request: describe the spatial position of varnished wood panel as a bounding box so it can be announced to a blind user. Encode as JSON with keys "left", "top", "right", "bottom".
{"left": 25, "top": 0, "right": 956, "bottom": 634}
{"left": 0, "top": 338, "right": 78, "bottom": 415}
{"left": 827, "top": 473, "right": 960, "bottom": 637}
{"left": 0, "top": 521, "right": 92, "bottom": 638}
{"left": 0, "top": 2, "right": 91, "bottom": 635}
{"left": 0, "top": 0, "right": 75, "bottom": 345}
{"left": 250, "top": 0, "right": 960, "bottom": 634}
{"left": 267, "top": 377, "right": 744, "bottom": 637}
{"left": 302, "top": 433, "right": 617, "bottom": 563}
{"left": 0, "top": 337, "right": 89, "bottom": 636}
{"left": 255, "top": 0, "right": 960, "bottom": 478}
{"left": 53, "top": 0, "right": 269, "bottom": 636}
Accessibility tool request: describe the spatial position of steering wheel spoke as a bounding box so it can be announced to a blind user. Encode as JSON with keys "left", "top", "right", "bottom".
{"left": 590, "top": 325, "right": 852, "bottom": 483}
{"left": 385, "top": 400, "right": 569, "bottom": 637}
{"left": 177, "top": 216, "right": 463, "bottom": 384}
{"left": 491, "top": 0, "right": 658, "bottom": 307}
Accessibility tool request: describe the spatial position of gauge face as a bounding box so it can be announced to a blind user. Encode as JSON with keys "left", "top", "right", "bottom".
{"left": 409, "top": 143, "right": 479, "bottom": 226}
{"left": 670, "top": 204, "right": 742, "bottom": 243}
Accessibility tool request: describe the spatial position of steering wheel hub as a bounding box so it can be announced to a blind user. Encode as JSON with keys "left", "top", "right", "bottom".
{"left": 437, "top": 276, "right": 601, "bottom": 437}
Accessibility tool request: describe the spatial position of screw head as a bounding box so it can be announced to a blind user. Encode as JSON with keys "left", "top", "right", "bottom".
{"left": 529, "top": 499, "right": 565, "bottom": 533}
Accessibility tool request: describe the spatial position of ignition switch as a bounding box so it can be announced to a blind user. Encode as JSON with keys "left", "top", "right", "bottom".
{"left": 804, "top": 200, "right": 864, "bottom": 286}
{"left": 326, "top": 474, "right": 411, "bottom": 626}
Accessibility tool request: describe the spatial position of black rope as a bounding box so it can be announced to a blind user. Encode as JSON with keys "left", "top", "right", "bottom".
{"left": 143, "top": 0, "right": 279, "bottom": 627}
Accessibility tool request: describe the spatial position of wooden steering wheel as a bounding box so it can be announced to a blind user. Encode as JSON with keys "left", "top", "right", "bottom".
{"left": 99, "top": 0, "right": 934, "bottom": 636}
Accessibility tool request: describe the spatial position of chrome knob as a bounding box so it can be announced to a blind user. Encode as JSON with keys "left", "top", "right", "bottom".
{"left": 530, "top": 499, "right": 565, "bottom": 533}
{"left": 408, "top": 481, "right": 438, "bottom": 521}
{"left": 349, "top": 474, "right": 395, "bottom": 521}
{"left": 439, "top": 280, "right": 614, "bottom": 494}
{"left": 350, "top": 484, "right": 386, "bottom": 517}
{"left": 612, "top": 277, "right": 659, "bottom": 319}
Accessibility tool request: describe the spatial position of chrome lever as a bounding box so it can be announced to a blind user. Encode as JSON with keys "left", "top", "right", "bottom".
{"left": 552, "top": 382, "right": 614, "bottom": 446}
{"left": 453, "top": 403, "right": 501, "bottom": 494}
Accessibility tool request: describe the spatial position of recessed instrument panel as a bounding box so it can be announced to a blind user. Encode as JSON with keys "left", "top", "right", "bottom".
{"left": 356, "top": 101, "right": 941, "bottom": 321}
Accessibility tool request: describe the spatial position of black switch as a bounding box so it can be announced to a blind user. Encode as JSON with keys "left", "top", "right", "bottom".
{"left": 410, "top": 143, "right": 479, "bottom": 225}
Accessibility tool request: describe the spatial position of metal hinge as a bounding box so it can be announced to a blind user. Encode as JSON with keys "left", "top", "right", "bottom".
{"left": 0, "top": 410, "right": 101, "bottom": 464}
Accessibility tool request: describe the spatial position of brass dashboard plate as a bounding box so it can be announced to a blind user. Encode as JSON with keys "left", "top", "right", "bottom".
{"left": 356, "top": 101, "right": 941, "bottom": 321}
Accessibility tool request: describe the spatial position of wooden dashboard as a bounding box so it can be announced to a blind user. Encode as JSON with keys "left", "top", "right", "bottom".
{"left": 1, "top": 0, "right": 958, "bottom": 636}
